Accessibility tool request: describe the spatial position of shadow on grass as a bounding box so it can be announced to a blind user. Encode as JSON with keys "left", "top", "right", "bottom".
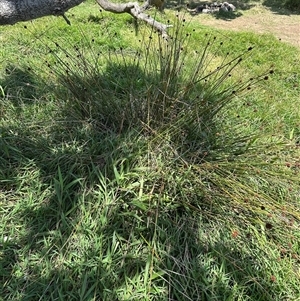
{"left": 178, "top": 0, "right": 298, "bottom": 19}
{"left": 178, "top": 0, "right": 257, "bottom": 20}
{"left": 263, "top": 0, "right": 300, "bottom": 14}
{"left": 0, "top": 60, "right": 291, "bottom": 300}
{"left": 0, "top": 65, "right": 40, "bottom": 106}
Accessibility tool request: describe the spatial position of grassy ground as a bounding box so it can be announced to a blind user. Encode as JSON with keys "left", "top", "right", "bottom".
{"left": 1, "top": 1, "right": 300, "bottom": 300}
{"left": 187, "top": 0, "right": 300, "bottom": 48}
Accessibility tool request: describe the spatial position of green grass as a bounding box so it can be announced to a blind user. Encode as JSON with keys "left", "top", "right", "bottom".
{"left": 1, "top": 1, "right": 300, "bottom": 300}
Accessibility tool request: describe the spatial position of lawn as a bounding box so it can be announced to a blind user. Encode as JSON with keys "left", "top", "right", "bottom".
{"left": 0, "top": 1, "right": 300, "bottom": 300}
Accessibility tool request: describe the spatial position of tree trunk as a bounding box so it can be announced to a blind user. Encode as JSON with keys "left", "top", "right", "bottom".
{"left": 0, "top": 0, "right": 84, "bottom": 25}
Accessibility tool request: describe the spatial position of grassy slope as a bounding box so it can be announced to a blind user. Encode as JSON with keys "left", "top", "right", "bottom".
{"left": 1, "top": 1, "right": 300, "bottom": 300}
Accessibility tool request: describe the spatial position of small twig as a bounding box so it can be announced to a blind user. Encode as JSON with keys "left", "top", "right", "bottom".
{"left": 62, "top": 14, "right": 71, "bottom": 25}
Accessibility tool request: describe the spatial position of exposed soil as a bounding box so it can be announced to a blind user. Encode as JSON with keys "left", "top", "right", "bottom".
{"left": 189, "top": 3, "right": 300, "bottom": 48}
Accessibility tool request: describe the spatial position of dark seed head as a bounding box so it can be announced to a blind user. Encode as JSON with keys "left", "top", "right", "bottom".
{"left": 266, "top": 223, "right": 273, "bottom": 229}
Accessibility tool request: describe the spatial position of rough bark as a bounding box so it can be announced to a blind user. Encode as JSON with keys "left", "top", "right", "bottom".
{"left": 0, "top": 0, "right": 170, "bottom": 37}
{"left": 0, "top": 0, "right": 84, "bottom": 25}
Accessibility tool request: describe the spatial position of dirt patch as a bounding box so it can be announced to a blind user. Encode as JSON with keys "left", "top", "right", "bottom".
{"left": 188, "top": 4, "right": 300, "bottom": 48}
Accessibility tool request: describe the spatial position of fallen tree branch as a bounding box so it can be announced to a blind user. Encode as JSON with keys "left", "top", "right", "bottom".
{"left": 0, "top": 0, "right": 171, "bottom": 38}
{"left": 96, "top": 0, "right": 170, "bottom": 39}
